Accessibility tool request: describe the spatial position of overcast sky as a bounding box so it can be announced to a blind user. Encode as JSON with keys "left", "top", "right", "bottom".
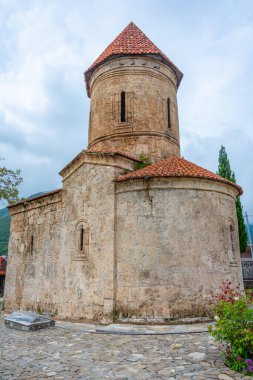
{"left": 0, "top": 0, "right": 252, "bottom": 214}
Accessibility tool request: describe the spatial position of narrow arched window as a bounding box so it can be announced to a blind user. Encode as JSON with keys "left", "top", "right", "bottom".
{"left": 30, "top": 235, "right": 34, "bottom": 256}
{"left": 75, "top": 220, "right": 90, "bottom": 260}
{"left": 120, "top": 91, "right": 126, "bottom": 122}
{"left": 229, "top": 224, "right": 235, "bottom": 258}
{"left": 227, "top": 218, "right": 237, "bottom": 264}
{"left": 167, "top": 98, "right": 171, "bottom": 129}
{"left": 80, "top": 227, "right": 84, "bottom": 252}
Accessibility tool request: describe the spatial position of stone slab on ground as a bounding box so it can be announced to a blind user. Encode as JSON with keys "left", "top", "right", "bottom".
{"left": 57, "top": 320, "right": 211, "bottom": 334}
{"left": 4, "top": 311, "right": 55, "bottom": 331}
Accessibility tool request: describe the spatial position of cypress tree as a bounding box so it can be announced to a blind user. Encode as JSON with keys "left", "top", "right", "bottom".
{"left": 217, "top": 145, "right": 248, "bottom": 253}
{"left": 217, "top": 145, "right": 232, "bottom": 180}
{"left": 235, "top": 198, "right": 248, "bottom": 253}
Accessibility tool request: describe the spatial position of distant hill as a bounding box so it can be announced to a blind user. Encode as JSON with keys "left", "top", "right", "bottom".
{"left": 0, "top": 192, "right": 48, "bottom": 256}
{"left": 246, "top": 223, "right": 253, "bottom": 243}
{"left": 0, "top": 208, "right": 10, "bottom": 256}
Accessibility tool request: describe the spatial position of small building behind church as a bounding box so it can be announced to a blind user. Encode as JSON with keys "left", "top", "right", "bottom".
{"left": 0, "top": 256, "right": 7, "bottom": 297}
{"left": 4, "top": 22, "right": 243, "bottom": 323}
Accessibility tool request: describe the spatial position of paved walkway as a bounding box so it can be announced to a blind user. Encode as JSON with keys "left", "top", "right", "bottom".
{"left": 0, "top": 317, "right": 251, "bottom": 380}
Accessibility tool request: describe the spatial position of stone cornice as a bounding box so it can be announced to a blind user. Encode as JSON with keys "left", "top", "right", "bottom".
{"left": 89, "top": 55, "right": 178, "bottom": 97}
{"left": 88, "top": 130, "right": 180, "bottom": 150}
{"left": 59, "top": 150, "right": 138, "bottom": 182}
{"left": 8, "top": 189, "right": 63, "bottom": 215}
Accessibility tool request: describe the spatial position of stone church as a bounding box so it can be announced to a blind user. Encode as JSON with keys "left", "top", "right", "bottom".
{"left": 4, "top": 22, "right": 244, "bottom": 322}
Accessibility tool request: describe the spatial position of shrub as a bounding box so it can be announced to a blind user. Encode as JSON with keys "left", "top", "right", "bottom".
{"left": 209, "top": 281, "right": 253, "bottom": 375}
{"left": 133, "top": 154, "right": 152, "bottom": 170}
{"left": 246, "top": 289, "right": 253, "bottom": 304}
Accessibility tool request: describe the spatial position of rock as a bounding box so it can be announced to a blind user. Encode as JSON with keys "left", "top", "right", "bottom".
{"left": 218, "top": 375, "right": 235, "bottom": 380}
{"left": 127, "top": 366, "right": 140, "bottom": 374}
{"left": 158, "top": 368, "right": 174, "bottom": 376}
{"left": 131, "top": 353, "right": 144, "bottom": 361}
{"left": 171, "top": 343, "right": 183, "bottom": 349}
{"left": 175, "top": 366, "right": 186, "bottom": 372}
{"left": 187, "top": 352, "right": 206, "bottom": 361}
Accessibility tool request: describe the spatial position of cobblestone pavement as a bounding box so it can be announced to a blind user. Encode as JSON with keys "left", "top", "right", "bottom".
{"left": 0, "top": 318, "right": 251, "bottom": 380}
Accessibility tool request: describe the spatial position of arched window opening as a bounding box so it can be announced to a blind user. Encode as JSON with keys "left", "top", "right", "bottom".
{"left": 75, "top": 220, "right": 90, "bottom": 260}
{"left": 167, "top": 98, "right": 171, "bottom": 129}
{"left": 30, "top": 235, "right": 34, "bottom": 256}
{"left": 227, "top": 218, "right": 237, "bottom": 264}
{"left": 229, "top": 224, "right": 235, "bottom": 258}
{"left": 120, "top": 91, "right": 126, "bottom": 122}
{"left": 80, "top": 227, "right": 84, "bottom": 252}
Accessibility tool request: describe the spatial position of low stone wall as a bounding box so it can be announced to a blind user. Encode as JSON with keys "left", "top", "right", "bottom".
{"left": 241, "top": 259, "right": 253, "bottom": 289}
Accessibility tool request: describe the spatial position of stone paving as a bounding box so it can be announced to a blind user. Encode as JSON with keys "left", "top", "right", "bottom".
{"left": 0, "top": 317, "right": 252, "bottom": 380}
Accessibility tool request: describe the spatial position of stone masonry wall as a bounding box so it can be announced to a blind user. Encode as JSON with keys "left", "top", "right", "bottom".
{"left": 58, "top": 157, "right": 120, "bottom": 322}
{"left": 4, "top": 191, "right": 64, "bottom": 314}
{"left": 5, "top": 153, "right": 135, "bottom": 322}
{"left": 5, "top": 152, "right": 243, "bottom": 322}
{"left": 115, "top": 177, "right": 243, "bottom": 321}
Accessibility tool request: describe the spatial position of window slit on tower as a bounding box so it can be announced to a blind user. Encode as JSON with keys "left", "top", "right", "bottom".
{"left": 30, "top": 235, "right": 34, "bottom": 256}
{"left": 167, "top": 98, "right": 171, "bottom": 129}
{"left": 120, "top": 91, "right": 126, "bottom": 122}
{"left": 80, "top": 227, "right": 84, "bottom": 252}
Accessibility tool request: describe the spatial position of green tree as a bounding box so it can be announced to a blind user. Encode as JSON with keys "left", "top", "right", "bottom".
{"left": 0, "top": 158, "right": 22, "bottom": 204}
{"left": 217, "top": 146, "right": 248, "bottom": 253}
{"left": 218, "top": 145, "right": 232, "bottom": 179}
{"left": 235, "top": 196, "right": 248, "bottom": 254}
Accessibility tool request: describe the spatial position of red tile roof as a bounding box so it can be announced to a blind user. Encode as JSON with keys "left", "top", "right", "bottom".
{"left": 116, "top": 156, "right": 243, "bottom": 194}
{"left": 84, "top": 22, "right": 183, "bottom": 96}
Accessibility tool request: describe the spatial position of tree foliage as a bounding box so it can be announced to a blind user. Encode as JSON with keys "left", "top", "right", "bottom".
{"left": 235, "top": 197, "right": 248, "bottom": 253}
{"left": 0, "top": 158, "right": 22, "bottom": 204}
{"left": 217, "top": 145, "right": 248, "bottom": 253}
{"left": 218, "top": 145, "right": 233, "bottom": 179}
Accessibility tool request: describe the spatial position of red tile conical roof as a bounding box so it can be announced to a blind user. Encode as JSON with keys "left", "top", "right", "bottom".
{"left": 116, "top": 156, "right": 242, "bottom": 195}
{"left": 84, "top": 22, "right": 183, "bottom": 96}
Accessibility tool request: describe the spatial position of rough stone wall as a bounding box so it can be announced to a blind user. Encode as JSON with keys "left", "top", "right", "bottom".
{"left": 5, "top": 153, "right": 134, "bottom": 322}
{"left": 58, "top": 155, "right": 121, "bottom": 322}
{"left": 4, "top": 191, "right": 64, "bottom": 314}
{"left": 88, "top": 56, "right": 180, "bottom": 162}
{"left": 115, "top": 178, "right": 243, "bottom": 320}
